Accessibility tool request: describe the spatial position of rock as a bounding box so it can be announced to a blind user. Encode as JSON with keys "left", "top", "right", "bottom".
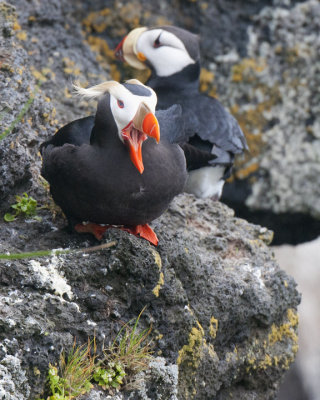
{"left": 0, "top": 1, "right": 301, "bottom": 399}
{"left": 0, "top": 353, "right": 31, "bottom": 400}
{"left": 0, "top": 194, "right": 300, "bottom": 399}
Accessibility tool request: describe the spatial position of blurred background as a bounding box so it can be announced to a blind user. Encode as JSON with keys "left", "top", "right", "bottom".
{"left": 2, "top": 0, "right": 320, "bottom": 398}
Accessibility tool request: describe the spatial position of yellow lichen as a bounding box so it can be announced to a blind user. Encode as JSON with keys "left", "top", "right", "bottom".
{"left": 12, "top": 20, "right": 21, "bottom": 31}
{"left": 209, "top": 316, "right": 218, "bottom": 339}
{"left": 268, "top": 308, "right": 298, "bottom": 347}
{"left": 177, "top": 322, "right": 218, "bottom": 399}
{"left": 177, "top": 326, "right": 204, "bottom": 366}
{"left": 151, "top": 249, "right": 164, "bottom": 297}
{"left": 245, "top": 308, "right": 299, "bottom": 374}
{"left": 200, "top": 68, "right": 215, "bottom": 92}
{"left": 231, "top": 58, "right": 267, "bottom": 83}
{"left": 62, "top": 57, "right": 81, "bottom": 76}
{"left": 30, "top": 66, "right": 47, "bottom": 82}
{"left": 64, "top": 87, "right": 72, "bottom": 99}
{"left": 16, "top": 30, "right": 27, "bottom": 41}
{"left": 87, "top": 36, "right": 115, "bottom": 60}
{"left": 82, "top": 8, "right": 111, "bottom": 33}
{"left": 41, "top": 67, "right": 55, "bottom": 80}
{"left": 229, "top": 84, "right": 281, "bottom": 179}
{"left": 235, "top": 162, "right": 260, "bottom": 180}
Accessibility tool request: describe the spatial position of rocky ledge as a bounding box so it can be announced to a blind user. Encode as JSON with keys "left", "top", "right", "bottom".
{"left": 0, "top": 195, "right": 300, "bottom": 399}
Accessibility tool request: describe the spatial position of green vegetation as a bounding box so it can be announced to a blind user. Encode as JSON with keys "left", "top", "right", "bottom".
{"left": 0, "top": 84, "right": 41, "bottom": 141}
{"left": 93, "top": 363, "right": 125, "bottom": 390}
{"left": 0, "top": 241, "right": 117, "bottom": 260}
{"left": 101, "top": 307, "right": 153, "bottom": 389}
{"left": 4, "top": 192, "right": 40, "bottom": 222}
{"left": 38, "top": 340, "right": 95, "bottom": 400}
{"left": 38, "top": 311, "right": 152, "bottom": 399}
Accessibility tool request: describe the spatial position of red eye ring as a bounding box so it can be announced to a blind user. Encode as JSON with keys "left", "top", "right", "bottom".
{"left": 117, "top": 100, "right": 124, "bottom": 108}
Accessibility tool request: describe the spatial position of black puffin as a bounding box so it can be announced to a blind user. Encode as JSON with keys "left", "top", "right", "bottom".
{"left": 40, "top": 79, "right": 187, "bottom": 245}
{"left": 115, "top": 26, "right": 248, "bottom": 199}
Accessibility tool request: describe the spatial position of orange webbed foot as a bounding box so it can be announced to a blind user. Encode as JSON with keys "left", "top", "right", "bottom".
{"left": 74, "top": 222, "right": 158, "bottom": 245}
{"left": 74, "top": 222, "right": 109, "bottom": 240}
{"left": 122, "top": 224, "right": 158, "bottom": 246}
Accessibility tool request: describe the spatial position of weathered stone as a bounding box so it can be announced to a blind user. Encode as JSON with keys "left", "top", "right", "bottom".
{"left": 0, "top": 194, "right": 300, "bottom": 399}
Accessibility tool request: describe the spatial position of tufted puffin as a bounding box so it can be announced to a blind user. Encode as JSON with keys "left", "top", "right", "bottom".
{"left": 115, "top": 26, "right": 248, "bottom": 199}
{"left": 40, "top": 79, "right": 187, "bottom": 245}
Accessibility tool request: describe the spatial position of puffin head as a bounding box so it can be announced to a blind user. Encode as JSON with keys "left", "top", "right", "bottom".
{"left": 115, "top": 26, "right": 200, "bottom": 77}
{"left": 73, "top": 79, "right": 160, "bottom": 174}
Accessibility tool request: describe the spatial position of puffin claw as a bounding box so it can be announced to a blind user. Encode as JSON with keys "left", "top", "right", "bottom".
{"left": 74, "top": 222, "right": 109, "bottom": 240}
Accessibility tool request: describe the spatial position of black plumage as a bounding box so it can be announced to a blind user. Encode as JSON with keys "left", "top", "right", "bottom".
{"left": 41, "top": 82, "right": 187, "bottom": 242}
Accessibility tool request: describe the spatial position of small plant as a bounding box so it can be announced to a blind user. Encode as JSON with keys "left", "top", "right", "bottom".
{"left": 4, "top": 192, "right": 41, "bottom": 222}
{"left": 45, "top": 340, "right": 95, "bottom": 400}
{"left": 102, "top": 308, "right": 153, "bottom": 388}
{"left": 37, "top": 310, "right": 152, "bottom": 399}
{"left": 93, "top": 362, "right": 125, "bottom": 390}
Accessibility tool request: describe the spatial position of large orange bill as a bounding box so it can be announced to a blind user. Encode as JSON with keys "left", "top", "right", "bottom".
{"left": 122, "top": 107, "right": 160, "bottom": 174}
{"left": 127, "top": 128, "right": 145, "bottom": 174}
{"left": 143, "top": 113, "right": 160, "bottom": 143}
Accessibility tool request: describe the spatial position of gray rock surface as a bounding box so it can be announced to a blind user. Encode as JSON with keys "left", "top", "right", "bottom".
{"left": 214, "top": 0, "right": 320, "bottom": 219}
{"left": 0, "top": 1, "right": 301, "bottom": 399}
{"left": 0, "top": 192, "right": 300, "bottom": 399}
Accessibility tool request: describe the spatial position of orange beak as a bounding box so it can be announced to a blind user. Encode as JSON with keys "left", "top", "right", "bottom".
{"left": 122, "top": 103, "right": 160, "bottom": 174}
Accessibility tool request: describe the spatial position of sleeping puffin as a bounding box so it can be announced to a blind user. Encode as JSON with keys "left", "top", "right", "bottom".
{"left": 40, "top": 79, "right": 187, "bottom": 245}
{"left": 115, "top": 26, "right": 248, "bottom": 199}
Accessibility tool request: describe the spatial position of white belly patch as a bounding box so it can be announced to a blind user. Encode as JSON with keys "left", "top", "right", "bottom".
{"left": 184, "top": 166, "right": 225, "bottom": 199}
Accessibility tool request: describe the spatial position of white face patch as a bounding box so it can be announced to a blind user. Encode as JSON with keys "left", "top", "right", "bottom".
{"left": 73, "top": 80, "right": 157, "bottom": 142}
{"left": 136, "top": 29, "right": 195, "bottom": 77}
{"left": 109, "top": 83, "right": 157, "bottom": 141}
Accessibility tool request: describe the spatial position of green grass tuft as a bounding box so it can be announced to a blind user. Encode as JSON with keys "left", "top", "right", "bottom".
{"left": 102, "top": 307, "right": 153, "bottom": 389}
{"left": 37, "top": 310, "right": 152, "bottom": 399}
{"left": 43, "top": 339, "right": 96, "bottom": 400}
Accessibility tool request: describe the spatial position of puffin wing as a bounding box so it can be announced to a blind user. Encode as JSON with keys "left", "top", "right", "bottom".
{"left": 40, "top": 116, "right": 94, "bottom": 153}
{"left": 182, "top": 93, "right": 248, "bottom": 155}
{"left": 155, "top": 104, "right": 185, "bottom": 144}
{"left": 41, "top": 143, "right": 79, "bottom": 183}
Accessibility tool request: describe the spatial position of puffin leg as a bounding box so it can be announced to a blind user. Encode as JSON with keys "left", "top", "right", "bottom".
{"left": 74, "top": 222, "right": 110, "bottom": 240}
{"left": 121, "top": 224, "right": 159, "bottom": 246}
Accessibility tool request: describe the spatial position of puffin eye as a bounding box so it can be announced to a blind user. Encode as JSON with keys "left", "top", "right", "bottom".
{"left": 153, "top": 35, "right": 161, "bottom": 48}
{"left": 117, "top": 100, "right": 124, "bottom": 108}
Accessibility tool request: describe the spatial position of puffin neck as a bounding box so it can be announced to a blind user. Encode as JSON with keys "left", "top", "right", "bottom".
{"left": 90, "top": 94, "right": 120, "bottom": 148}
{"left": 147, "top": 62, "right": 200, "bottom": 91}
{"left": 90, "top": 121, "right": 120, "bottom": 148}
